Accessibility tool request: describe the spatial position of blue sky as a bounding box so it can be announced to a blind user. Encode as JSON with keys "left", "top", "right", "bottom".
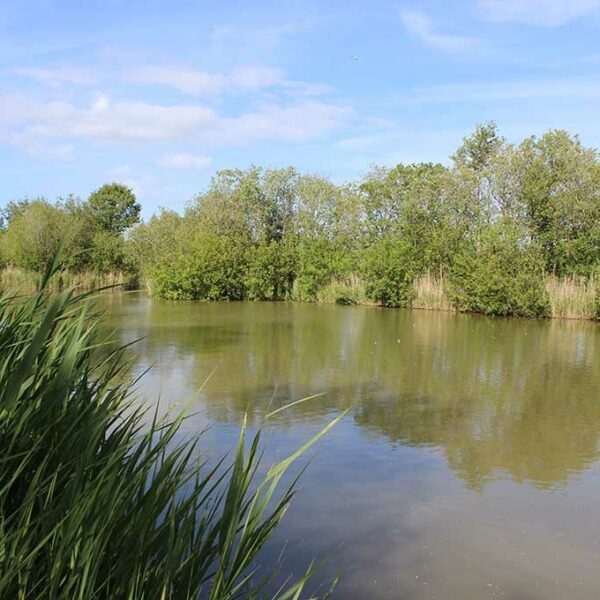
{"left": 1, "top": 0, "right": 600, "bottom": 217}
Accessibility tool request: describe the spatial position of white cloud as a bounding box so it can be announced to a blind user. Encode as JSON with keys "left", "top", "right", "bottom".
{"left": 130, "top": 67, "right": 225, "bottom": 95}
{"left": 0, "top": 94, "right": 351, "bottom": 149}
{"left": 128, "top": 64, "right": 328, "bottom": 97}
{"left": 406, "top": 78, "right": 600, "bottom": 103}
{"left": 10, "top": 60, "right": 332, "bottom": 100}
{"left": 109, "top": 164, "right": 133, "bottom": 178}
{"left": 104, "top": 167, "right": 175, "bottom": 205}
{"left": 227, "top": 65, "right": 286, "bottom": 91}
{"left": 158, "top": 153, "right": 212, "bottom": 170}
{"left": 479, "top": 0, "right": 600, "bottom": 26}
{"left": 219, "top": 101, "right": 351, "bottom": 143}
{"left": 400, "top": 10, "right": 478, "bottom": 53}
{"left": 91, "top": 94, "right": 110, "bottom": 111}
{"left": 10, "top": 65, "right": 97, "bottom": 87}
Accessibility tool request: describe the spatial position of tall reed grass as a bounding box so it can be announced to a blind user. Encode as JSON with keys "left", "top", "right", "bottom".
{"left": 0, "top": 260, "right": 339, "bottom": 599}
{"left": 545, "top": 275, "right": 598, "bottom": 320}
{"left": 0, "top": 267, "right": 137, "bottom": 293}
{"left": 411, "top": 273, "right": 454, "bottom": 312}
{"left": 316, "top": 276, "right": 367, "bottom": 305}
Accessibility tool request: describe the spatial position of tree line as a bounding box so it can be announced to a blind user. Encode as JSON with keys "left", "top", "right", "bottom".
{"left": 0, "top": 182, "right": 141, "bottom": 276}
{"left": 3, "top": 122, "right": 600, "bottom": 317}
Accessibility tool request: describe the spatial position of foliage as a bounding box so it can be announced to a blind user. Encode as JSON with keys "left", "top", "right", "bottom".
{"left": 1, "top": 200, "right": 69, "bottom": 271}
{"left": 315, "top": 278, "right": 366, "bottom": 305}
{"left": 88, "top": 182, "right": 141, "bottom": 234}
{"left": 362, "top": 239, "right": 416, "bottom": 308}
{"left": 126, "top": 208, "right": 183, "bottom": 270}
{"left": 517, "top": 130, "right": 600, "bottom": 276}
{"left": 448, "top": 220, "right": 550, "bottom": 317}
{"left": 245, "top": 240, "right": 296, "bottom": 301}
{"left": 293, "top": 238, "right": 339, "bottom": 302}
{"left": 89, "top": 230, "right": 128, "bottom": 273}
{"left": 150, "top": 233, "right": 247, "bottom": 300}
{"left": 6, "top": 124, "right": 600, "bottom": 318}
{"left": 0, "top": 267, "right": 339, "bottom": 599}
{"left": 1, "top": 183, "right": 140, "bottom": 277}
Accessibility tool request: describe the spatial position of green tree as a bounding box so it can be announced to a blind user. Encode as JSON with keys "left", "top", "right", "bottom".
{"left": 150, "top": 233, "right": 247, "bottom": 300}
{"left": 362, "top": 238, "right": 417, "bottom": 307}
{"left": 88, "top": 183, "right": 141, "bottom": 234}
{"left": 126, "top": 208, "right": 184, "bottom": 271}
{"left": 518, "top": 130, "right": 600, "bottom": 275}
{"left": 452, "top": 121, "right": 503, "bottom": 172}
{"left": 2, "top": 200, "right": 70, "bottom": 271}
{"left": 89, "top": 231, "right": 128, "bottom": 273}
{"left": 449, "top": 219, "right": 549, "bottom": 317}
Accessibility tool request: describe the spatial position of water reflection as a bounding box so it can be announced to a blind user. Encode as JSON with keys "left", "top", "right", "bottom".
{"left": 102, "top": 294, "right": 600, "bottom": 490}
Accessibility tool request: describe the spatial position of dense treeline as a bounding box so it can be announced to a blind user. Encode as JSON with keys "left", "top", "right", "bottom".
{"left": 4, "top": 123, "right": 600, "bottom": 317}
{"left": 0, "top": 182, "right": 141, "bottom": 283}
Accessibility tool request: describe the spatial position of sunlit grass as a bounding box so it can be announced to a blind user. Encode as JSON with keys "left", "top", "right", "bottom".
{"left": 316, "top": 276, "right": 367, "bottom": 305}
{"left": 412, "top": 273, "right": 454, "bottom": 312}
{"left": 545, "top": 275, "right": 598, "bottom": 320}
{"left": 0, "top": 266, "right": 136, "bottom": 293}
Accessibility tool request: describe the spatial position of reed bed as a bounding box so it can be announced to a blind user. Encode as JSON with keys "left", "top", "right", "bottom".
{"left": 0, "top": 261, "right": 338, "bottom": 599}
{"left": 411, "top": 273, "right": 454, "bottom": 312}
{"left": 316, "top": 276, "right": 367, "bottom": 305}
{"left": 0, "top": 267, "right": 136, "bottom": 292}
{"left": 545, "top": 275, "right": 598, "bottom": 320}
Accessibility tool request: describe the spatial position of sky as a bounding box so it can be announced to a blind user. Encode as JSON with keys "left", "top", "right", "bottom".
{"left": 1, "top": 0, "right": 600, "bottom": 217}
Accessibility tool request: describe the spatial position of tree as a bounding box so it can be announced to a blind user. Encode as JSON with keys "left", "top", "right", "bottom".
{"left": 150, "top": 233, "right": 247, "bottom": 300}
{"left": 88, "top": 183, "right": 141, "bottom": 234}
{"left": 518, "top": 130, "right": 600, "bottom": 275}
{"left": 362, "top": 238, "right": 417, "bottom": 308}
{"left": 448, "top": 219, "right": 549, "bottom": 317}
{"left": 126, "top": 208, "right": 184, "bottom": 270}
{"left": 453, "top": 121, "right": 503, "bottom": 172}
{"left": 2, "top": 200, "right": 70, "bottom": 271}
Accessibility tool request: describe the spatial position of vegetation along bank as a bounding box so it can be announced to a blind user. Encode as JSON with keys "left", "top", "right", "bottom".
{"left": 3, "top": 122, "right": 600, "bottom": 320}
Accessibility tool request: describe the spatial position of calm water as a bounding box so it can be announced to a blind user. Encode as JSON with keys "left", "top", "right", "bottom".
{"left": 103, "top": 293, "right": 600, "bottom": 599}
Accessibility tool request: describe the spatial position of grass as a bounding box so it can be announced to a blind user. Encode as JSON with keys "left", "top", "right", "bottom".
{"left": 411, "top": 273, "right": 454, "bottom": 312}
{"left": 545, "top": 275, "right": 598, "bottom": 320}
{"left": 316, "top": 276, "right": 367, "bottom": 305}
{"left": 0, "top": 259, "right": 341, "bottom": 599}
{"left": 0, "top": 266, "right": 137, "bottom": 293}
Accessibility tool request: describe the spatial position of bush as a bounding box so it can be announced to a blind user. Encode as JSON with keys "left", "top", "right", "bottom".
{"left": 150, "top": 233, "right": 247, "bottom": 300}
{"left": 449, "top": 222, "right": 549, "bottom": 317}
{"left": 89, "top": 230, "right": 127, "bottom": 273}
{"left": 0, "top": 266, "right": 339, "bottom": 598}
{"left": 245, "top": 240, "right": 295, "bottom": 300}
{"left": 292, "top": 239, "right": 338, "bottom": 302}
{"left": 2, "top": 200, "right": 68, "bottom": 271}
{"left": 362, "top": 239, "right": 416, "bottom": 307}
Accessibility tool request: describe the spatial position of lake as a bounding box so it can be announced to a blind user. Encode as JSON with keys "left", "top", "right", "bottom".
{"left": 102, "top": 293, "right": 600, "bottom": 599}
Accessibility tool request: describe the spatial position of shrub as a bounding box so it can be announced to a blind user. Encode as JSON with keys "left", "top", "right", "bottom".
{"left": 89, "top": 230, "right": 127, "bottom": 273}
{"left": 362, "top": 239, "right": 416, "bottom": 307}
{"left": 150, "top": 233, "right": 247, "bottom": 300}
{"left": 293, "top": 239, "right": 338, "bottom": 302}
{"left": 449, "top": 222, "right": 549, "bottom": 317}
{"left": 245, "top": 240, "right": 296, "bottom": 301}
{"left": 2, "top": 200, "right": 68, "bottom": 271}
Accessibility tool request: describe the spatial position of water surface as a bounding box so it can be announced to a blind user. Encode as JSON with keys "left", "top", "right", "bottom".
{"left": 102, "top": 294, "right": 600, "bottom": 599}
